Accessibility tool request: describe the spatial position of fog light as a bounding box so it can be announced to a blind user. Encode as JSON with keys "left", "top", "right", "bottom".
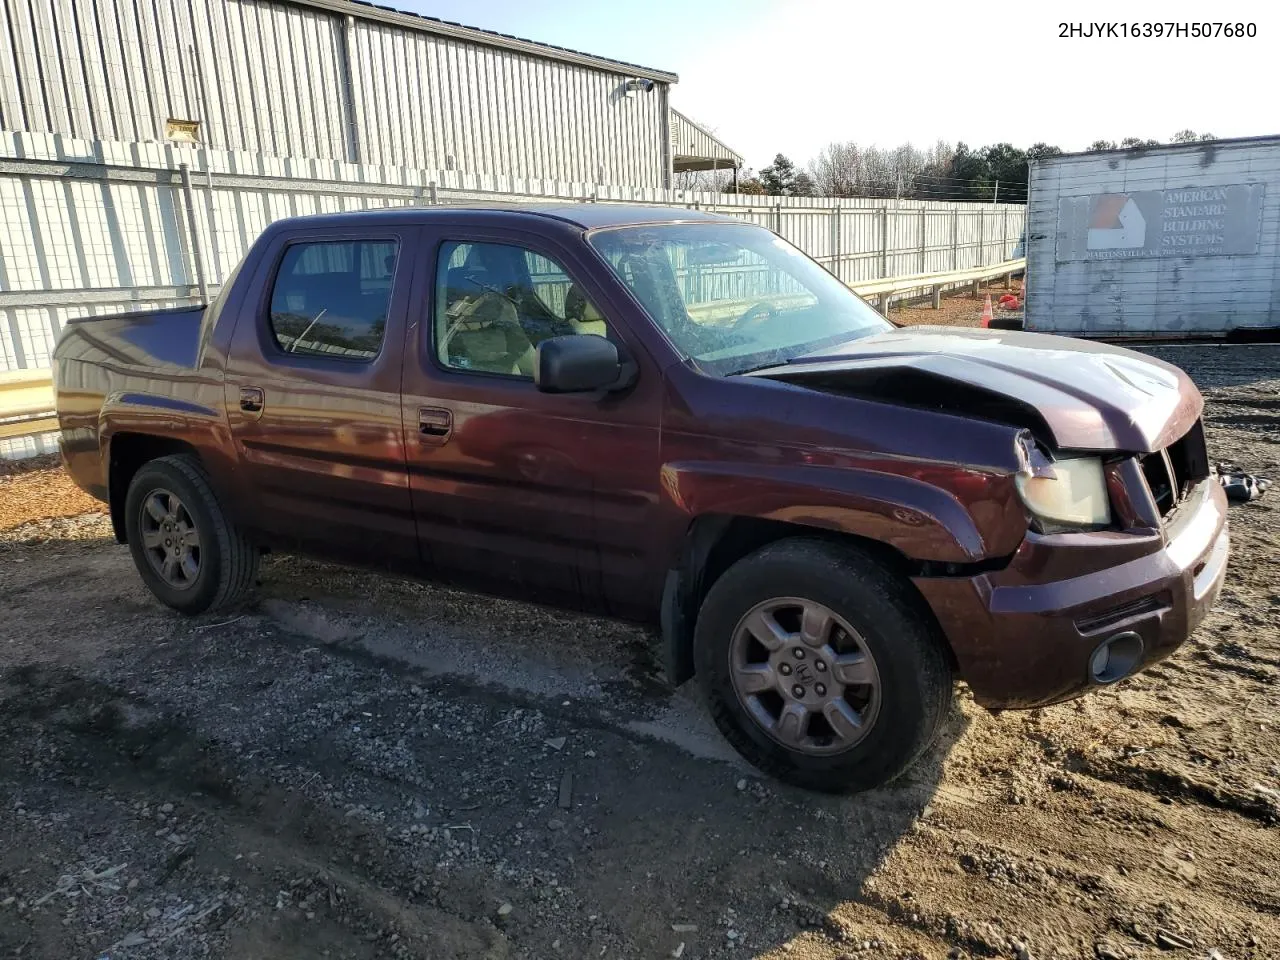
{"left": 1089, "top": 631, "right": 1145, "bottom": 684}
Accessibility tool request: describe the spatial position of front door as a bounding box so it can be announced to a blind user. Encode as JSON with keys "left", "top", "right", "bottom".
{"left": 223, "top": 227, "right": 419, "bottom": 566}
{"left": 401, "top": 228, "right": 662, "bottom": 612}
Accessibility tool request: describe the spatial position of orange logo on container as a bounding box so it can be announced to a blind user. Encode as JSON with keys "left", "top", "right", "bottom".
{"left": 1087, "top": 194, "right": 1146, "bottom": 250}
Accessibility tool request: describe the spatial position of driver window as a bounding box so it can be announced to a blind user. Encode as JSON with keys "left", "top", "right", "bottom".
{"left": 434, "top": 241, "right": 610, "bottom": 377}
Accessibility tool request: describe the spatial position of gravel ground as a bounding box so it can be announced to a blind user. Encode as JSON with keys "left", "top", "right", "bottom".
{"left": 0, "top": 456, "right": 100, "bottom": 530}
{"left": 1, "top": 345, "right": 1278, "bottom": 960}
{"left": 892, "top": 279, "right": 1024, "bottom": 328}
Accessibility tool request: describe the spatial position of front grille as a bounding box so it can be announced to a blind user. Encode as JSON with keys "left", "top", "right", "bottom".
{"left": 1140, "top": 419, "right": 1209, "bottom": 520}
{"left": 1141, "top": 449, "right": 1177, "bottom": 515}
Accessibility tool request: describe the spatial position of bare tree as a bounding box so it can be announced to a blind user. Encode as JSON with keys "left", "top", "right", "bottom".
{"left": 809, "top": 142, "right": 861, "bottom": 197}
{"left": 673, "top": 168, "right": 735, "bottom": 193}
{"left": 808, "top": 140, "right": 956, "bottom": 199}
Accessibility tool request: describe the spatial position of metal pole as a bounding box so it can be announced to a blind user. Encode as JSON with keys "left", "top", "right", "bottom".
{"left": 977, "top": 208, "right": 985, "bottom": 266}
{"left": 950, "top": 206, "right": 959, "bottom": 269}
{"left": 829, "top": 205, "right": 840, "bottom": 278}
{"left": 178, "top": 163, "right": 209, "bottom": 302}
{"left": 879, "top": 207, "right": 889, "bottom": 278}
{"left": 992, "top": 180, "right": 999, "bottom": 205}
{"left": 203, "top": 167, "right": 220, "bottom": 277}
{"left": 774, "top": 203, "right": 782, "bottom": 236}
{"left": 919, "top": 207, "right": 927, "bottom": 273}
{"left": 337, "top": 15, "right": 361, "bottom": 164}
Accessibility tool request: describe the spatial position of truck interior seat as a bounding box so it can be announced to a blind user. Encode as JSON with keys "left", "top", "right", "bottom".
{"left": 563, "top": 285, "right": 608, "bottom": 337}
{"left": 440, "top": 266, "right": 535, "bottom": 376}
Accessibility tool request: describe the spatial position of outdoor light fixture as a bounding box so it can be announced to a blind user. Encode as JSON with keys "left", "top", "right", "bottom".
{"left": 623, "top": 77, "right": 655, "bottom": 97}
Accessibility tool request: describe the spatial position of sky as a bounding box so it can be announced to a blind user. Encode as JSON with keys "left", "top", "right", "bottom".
{"left": 391, "top": 0, "right": 1275, "bottom": 174}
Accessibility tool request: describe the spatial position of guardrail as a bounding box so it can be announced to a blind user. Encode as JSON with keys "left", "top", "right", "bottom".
{"left": 850, "top": 258, "right": 1025, "bottom": 313}
{"left": 0, "top": 257, "right": 1026, "bottom": 443}
{"left": 0, "top": 369, "right": 57, "bottom": 440}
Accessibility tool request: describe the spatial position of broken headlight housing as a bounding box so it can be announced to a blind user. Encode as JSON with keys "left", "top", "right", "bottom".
{"left": 1015, "top": 455, "right": 1111, "bottom": 532}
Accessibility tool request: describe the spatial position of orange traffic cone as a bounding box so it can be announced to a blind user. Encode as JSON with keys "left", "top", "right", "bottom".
{"left": 980, "top": 293, "right": 994, "bottom": 328}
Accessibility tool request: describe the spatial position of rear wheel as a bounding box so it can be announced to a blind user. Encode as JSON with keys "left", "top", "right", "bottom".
{"left": 694, "top": 538, "right": 952, "bottom": 793}
{"left": 124, "top": 454, "right": 259, "bottom": 615}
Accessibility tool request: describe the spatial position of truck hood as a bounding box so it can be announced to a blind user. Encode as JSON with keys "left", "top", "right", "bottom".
{"left": 744, "top": 326, "right": 1202, "bottom": 453}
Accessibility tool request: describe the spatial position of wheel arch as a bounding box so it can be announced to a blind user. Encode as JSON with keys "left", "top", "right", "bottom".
{"left": 661, "top": 514, "right": 963, "bottom": 686}
{"left": 106, "top": 433, "right": 203, "bottom": 543}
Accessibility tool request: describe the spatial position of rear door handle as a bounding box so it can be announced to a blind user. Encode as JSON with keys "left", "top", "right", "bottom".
{"left": 240, "top": 386, "right": 265, "bottom": 417}
{"left": 418, "top": 406, "right": 453, "bottom": 443}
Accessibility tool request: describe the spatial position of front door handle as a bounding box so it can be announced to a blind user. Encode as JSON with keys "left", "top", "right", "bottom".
{"left": 418, "top": 407, "right": 453, "bottom": 443}
{"left": 240, "top": 386, "right": 265, "bottom": 418}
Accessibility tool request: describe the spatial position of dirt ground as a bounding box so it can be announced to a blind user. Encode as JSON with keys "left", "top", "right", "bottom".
{"left": 0, "top": 456, "right": 100, "bottom": 530}
{"left": 893, "top": 280, "right": 1025, "bottom": 328}
{"left": 1, "top": 345, "right": 1278, "bottom": 960}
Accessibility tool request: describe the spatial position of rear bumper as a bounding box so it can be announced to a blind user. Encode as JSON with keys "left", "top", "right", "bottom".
{"left": 914, "top": 478, "right": 1228, "bottom": 709}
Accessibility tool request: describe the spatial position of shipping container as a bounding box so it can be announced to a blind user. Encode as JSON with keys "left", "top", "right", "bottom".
{"left": 1026, "top": 135, "right": 1280, "bottom": 337}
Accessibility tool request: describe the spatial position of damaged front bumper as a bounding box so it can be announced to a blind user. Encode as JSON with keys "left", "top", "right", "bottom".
{"left": 914, "top": 476, "right": 1229, "bottom": 709}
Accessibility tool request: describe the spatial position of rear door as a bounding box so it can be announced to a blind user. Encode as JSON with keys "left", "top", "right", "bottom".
{"left": 223, "top": 225, "right": 420, "bottom": 566}
{"left": 401, "top": 224, "right": 663, "bottom": 613}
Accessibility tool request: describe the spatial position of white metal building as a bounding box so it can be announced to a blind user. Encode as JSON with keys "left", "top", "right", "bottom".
{"left": 0, "top": 0, "right": 718, "bottom": 189}
{"left": 1027, "top": 136, "right": 1280, "bottom": 336}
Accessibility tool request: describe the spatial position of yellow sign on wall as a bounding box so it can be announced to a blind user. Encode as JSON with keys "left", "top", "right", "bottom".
{"left": 165, "top": 119, "right": 201, "bottom": 144}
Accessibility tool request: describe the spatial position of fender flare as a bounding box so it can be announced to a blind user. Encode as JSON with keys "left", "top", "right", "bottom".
{"left": 656, "top": 461, "right": 1023, "bottom": 684}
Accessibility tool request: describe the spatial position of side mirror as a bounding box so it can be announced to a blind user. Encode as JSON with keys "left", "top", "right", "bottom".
{"left": 534, "top": 334, "right": 626, "bottom": 393}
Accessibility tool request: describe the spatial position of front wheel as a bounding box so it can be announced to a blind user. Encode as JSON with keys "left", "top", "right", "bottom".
{"left": 124, "top": 454, "right": 259, "bottom": 615}
{"left": 694, "top": 538, "right": 953, "bottom": 793}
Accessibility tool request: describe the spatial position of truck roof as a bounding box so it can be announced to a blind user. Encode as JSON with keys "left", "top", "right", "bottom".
{"left": 273, "top": 203, "right": 737, "bottom": 231}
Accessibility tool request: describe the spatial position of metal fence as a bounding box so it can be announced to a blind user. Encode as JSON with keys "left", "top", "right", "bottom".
{"left": 0, "top": 130, "right": 1024, "bottom": 456}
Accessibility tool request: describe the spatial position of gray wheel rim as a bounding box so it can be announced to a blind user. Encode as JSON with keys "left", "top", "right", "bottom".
{"left": 729, "top": 597, "right": 881, "bottom": 755}
{"left": 138, "top": 488, "right": 201, "bottom": 591}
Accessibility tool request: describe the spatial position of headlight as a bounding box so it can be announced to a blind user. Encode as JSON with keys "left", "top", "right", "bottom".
{"left": 1015, "top": 456, "right": 1111, "bottom": 530}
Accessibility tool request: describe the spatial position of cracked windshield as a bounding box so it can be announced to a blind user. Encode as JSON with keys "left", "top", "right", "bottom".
{"left": 590, "top": 222, "right": 890, "bottom": 375}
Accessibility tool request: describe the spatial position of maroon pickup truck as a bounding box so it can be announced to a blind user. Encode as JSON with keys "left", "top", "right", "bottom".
{"left": 53, "top": 205, "right": 1229, "bottom": 792}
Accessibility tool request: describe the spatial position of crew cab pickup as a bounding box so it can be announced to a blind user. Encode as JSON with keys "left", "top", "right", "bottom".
{"left": 53, "top": 205, "right": 1229, "bottom": 792}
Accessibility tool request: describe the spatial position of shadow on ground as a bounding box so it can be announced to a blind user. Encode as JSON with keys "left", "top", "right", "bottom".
{"left": 0, "top": 534, "right": 968, "bottom": 959}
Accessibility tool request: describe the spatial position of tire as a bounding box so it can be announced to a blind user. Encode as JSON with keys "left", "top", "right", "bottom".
{"left": 694, "top": 538, "right": 952, "bottom": 793}
{"left": 123, "top": 454, "right": 259, "bottom": 615}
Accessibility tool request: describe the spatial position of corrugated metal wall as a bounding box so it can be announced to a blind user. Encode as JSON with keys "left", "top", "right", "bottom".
{"left": 1027, "top": 138, "right": 1280, "bottom": 335}
{"left": 344, "top": 18, "right": 667, "bottom": 185}
{"left": 0, "top": 0, "right": 670, "bottom": 188}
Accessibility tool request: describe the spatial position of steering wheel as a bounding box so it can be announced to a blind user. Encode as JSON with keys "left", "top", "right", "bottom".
{"left": 732, "top": 301, "right": 776, "bottom": 333}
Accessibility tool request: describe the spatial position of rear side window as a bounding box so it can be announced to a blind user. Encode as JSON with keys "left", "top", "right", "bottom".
{"left": 268, "top": 240, "right": 398, "bottom": 360}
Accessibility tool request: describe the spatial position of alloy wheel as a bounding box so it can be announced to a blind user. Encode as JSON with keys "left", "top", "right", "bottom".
{"left": 138, "top": 489, "right": 202, "bottom": 590}
{"left": 728, "top": 597, "right": 881, "bottom": 755}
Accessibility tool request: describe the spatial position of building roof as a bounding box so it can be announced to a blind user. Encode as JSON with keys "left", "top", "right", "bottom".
{"left": 670, "top": 110, "right": 743, "bottom": 170}
{"left": 289, "top": 0, "right": 679, "bottom": 83}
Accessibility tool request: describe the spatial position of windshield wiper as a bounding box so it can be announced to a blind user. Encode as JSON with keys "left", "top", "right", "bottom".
{"left": 730, "top": 358, "right": 795, "bottom": 376}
